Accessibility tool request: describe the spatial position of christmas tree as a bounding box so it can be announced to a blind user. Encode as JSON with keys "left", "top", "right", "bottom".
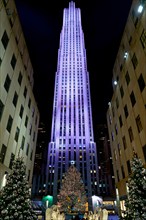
{"left": 0, "top": 156, "right": 37, "bottom": 220}
{"left": 123, "top": 153, "right": 146, "bottom": 219}
{"left": 57, "top": 164, "right": 87, "bottom": 213}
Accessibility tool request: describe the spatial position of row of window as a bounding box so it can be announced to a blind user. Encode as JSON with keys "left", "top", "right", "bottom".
{"left": 116, "top": 28, "right": 146, "bottom": 82}
{"left": 131, "top": 4, "right": 146, "bottom": 48}
{"left": 112, "top": 73, "right": 145, "bottom": 118}
{"left": 0, "top": 142, "right": 33, "bottom": 166}
{"left": 111, "top": 113, "right": 143, "bottom": 144}
{"left": 116, "top": 145, "right": 146, "bottom": 182}
{"left": 6, "top": 113, "right": 36, "bottom": 141}
{"left": 1, "top": 69, "right": 37, "bottom": 119}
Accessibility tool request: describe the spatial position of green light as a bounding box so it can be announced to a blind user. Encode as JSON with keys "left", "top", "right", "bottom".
{"left": 42, "top": 195, "right": 53, "bottom": 207}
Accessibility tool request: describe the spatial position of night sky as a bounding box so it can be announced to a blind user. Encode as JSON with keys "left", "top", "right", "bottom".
{"left": 15, "top": 0, "right": 132, "bottom": 139}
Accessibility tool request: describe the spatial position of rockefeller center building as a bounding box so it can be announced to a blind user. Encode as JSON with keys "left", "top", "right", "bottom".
{"left": 46, "top": 2, "right": 99, "bottom": 208}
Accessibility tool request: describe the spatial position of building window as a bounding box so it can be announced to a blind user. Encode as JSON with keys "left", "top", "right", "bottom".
{"left": 134, "top": 17, "right": 139, "bottom": 28}
{"left": 125, "top": 71, "right": 130, "bottom": 85}
{"left": 112, "top": 106, "right": 115, "bottom": 117}
{"left": 25, "top": 115, "right": 28, "bottom": 127}
{"left": 15, "top": 126, "right": 20, "bottom": 142}
{"left": 131, "top": 53, "right": 138, "bottom": 69}
{"left": 11, "top": 54, "right": 17, "bottom": 70}
{"left": 26, "top": 143, "right": 29, "bottom": 156}
{"left": 120, "top": 86, "right": 124, "bottom": 98}
{"left": 0, "top": 144, "right": 7, "bottom": 163}
{"left": 12, "top": 92, "right": 18, "bottom": 107}
{"left": 4, "top": 74, "right": 11, "bottom": 92}
{"left": 120, "top": 64, "right": 123, "bottom": 72}
{"left": 115, "top": 124, "right": 118, "bottom": 135}
{"left": 116, "top": 97, "right": 119, "bottom": 109}
{"left": 128, "top": 126, "right": 134, "bottom": 142}
{"left": 30, "top": 150, "right": 33, "bottom": 161}
{"left": 117, "top": 143, "right": 121, "bottom": 155}
{"left": 124, "top": 105, "right": 129, "bottom": 118}
{"left": 140, "top": 29, "right": 146, "bottom": 49}
{"left": 21, "top": 136, "right": 25, "bottom": 150}
{"left": 119, "top": 115, "right": 123, "bottom": 127}
{"left": 0, "top": 57, "right": 2, "bottom": 66}
{"left": 136, "top": 115, "right": 143, "bottom": 133}
{"left": 138, "top": 73, "right": 145, "bottom": 92}
{"left": 116, "top": 170, "right": 119, "bottom": 182}
{"left": 28, "top": 98, "right": 31, "bottom": 108}
{"left": 19, "top": 105, "right": 24, "bottom": 118}
{"left": 0, "top": 99, "right": 4, "bottom": 121}
{"left": 29, "top": 124, "right": 32, "bottom": 135}
{"left": 122, "top": 136, "right": 127, "bottom": 149}
{"left": 121, "top": 165, "right": 125, "bottom": 179}
{"left": 143, "top": 145, "right": 146, "bottom": 162}
{"left": 9, "top": 153, "right": 15, "bottom": 169}
{"left": 129, "top": 36, "right": 132, "bottom": 45}
{"left": 127, "top": 160, "right": 131, "bottom": 174}
{"left": 35, "top": 116, "right": 38, "bottom": 125}
{"left": 23, "top": 86, "right": 27, "bottom": 98}
{"left": 2, "top": 0, "right": 8, "bottom": 7}
{"left": 1, "top": 30, "right": 9, "bottom": 49}
{"left": 6, "top": 115, "right": 13, "bottom": 132}
{"left": 130, "top": 91, "right": 136, "bottom": 107}
{"left": 111, "top": 131, "right": 114, "bottom": 141}
{"left": 33, "top": 132, "right": 35, "bottom": 142}
{"left": 18, "top": 71, "right": 23, "bottom": 85}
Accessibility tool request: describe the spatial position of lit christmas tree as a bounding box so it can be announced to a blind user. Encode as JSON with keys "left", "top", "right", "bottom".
{"left": 123, "top": 153, "right": 146, "bottom": 219}
{"left": 57, "top": 164, "right": 87, "bottom": 213}
{"left": 0, "top": 157, "right": 37, "bottom": 220}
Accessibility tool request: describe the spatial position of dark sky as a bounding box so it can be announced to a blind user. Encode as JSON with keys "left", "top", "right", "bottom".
{"left": 15, "top": 0, "right": 132, "bottom": 139}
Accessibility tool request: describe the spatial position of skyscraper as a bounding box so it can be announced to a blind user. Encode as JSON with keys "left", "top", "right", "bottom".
{"left": 46, "top": 1, "right": 99, "bottom": 208}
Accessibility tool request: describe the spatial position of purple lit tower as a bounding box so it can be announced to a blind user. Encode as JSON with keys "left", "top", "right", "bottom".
{"left": 46, "top": 1, "right": 99, "bottom": 207}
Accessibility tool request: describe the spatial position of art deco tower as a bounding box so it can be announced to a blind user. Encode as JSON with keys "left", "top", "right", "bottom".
{"left": 46, "top": 2, "right": 99, "bottom": 207}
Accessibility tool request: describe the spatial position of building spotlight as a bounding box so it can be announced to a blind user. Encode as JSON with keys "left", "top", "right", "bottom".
{"left": 138, "top": 4, "right": 143, "bottom": 13}
{"left": 124, "top": 52, "right": 128, "bottom": 59}
{"left": 114, "top": 80, "right": 117, "bottom": 85}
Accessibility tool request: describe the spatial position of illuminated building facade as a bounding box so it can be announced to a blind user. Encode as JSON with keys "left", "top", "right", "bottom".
{"left": 0, "top": 0, "right": 39, "bottom": 188}
{"left": 107, "top": 0, "right": 146, "bottom": 215}
{"left": 46, "top": 2, "right": 99, "bottom": 207}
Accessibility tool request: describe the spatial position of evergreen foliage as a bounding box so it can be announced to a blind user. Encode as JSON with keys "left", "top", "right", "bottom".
{"left": 123, "top": 153, "right": 146, "bottom": 219}
{"left": 57, "top": 165, "right": 87, "bottom": 213}
{"left": 0, "top": 157, "right": 37, "bottom": 220}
